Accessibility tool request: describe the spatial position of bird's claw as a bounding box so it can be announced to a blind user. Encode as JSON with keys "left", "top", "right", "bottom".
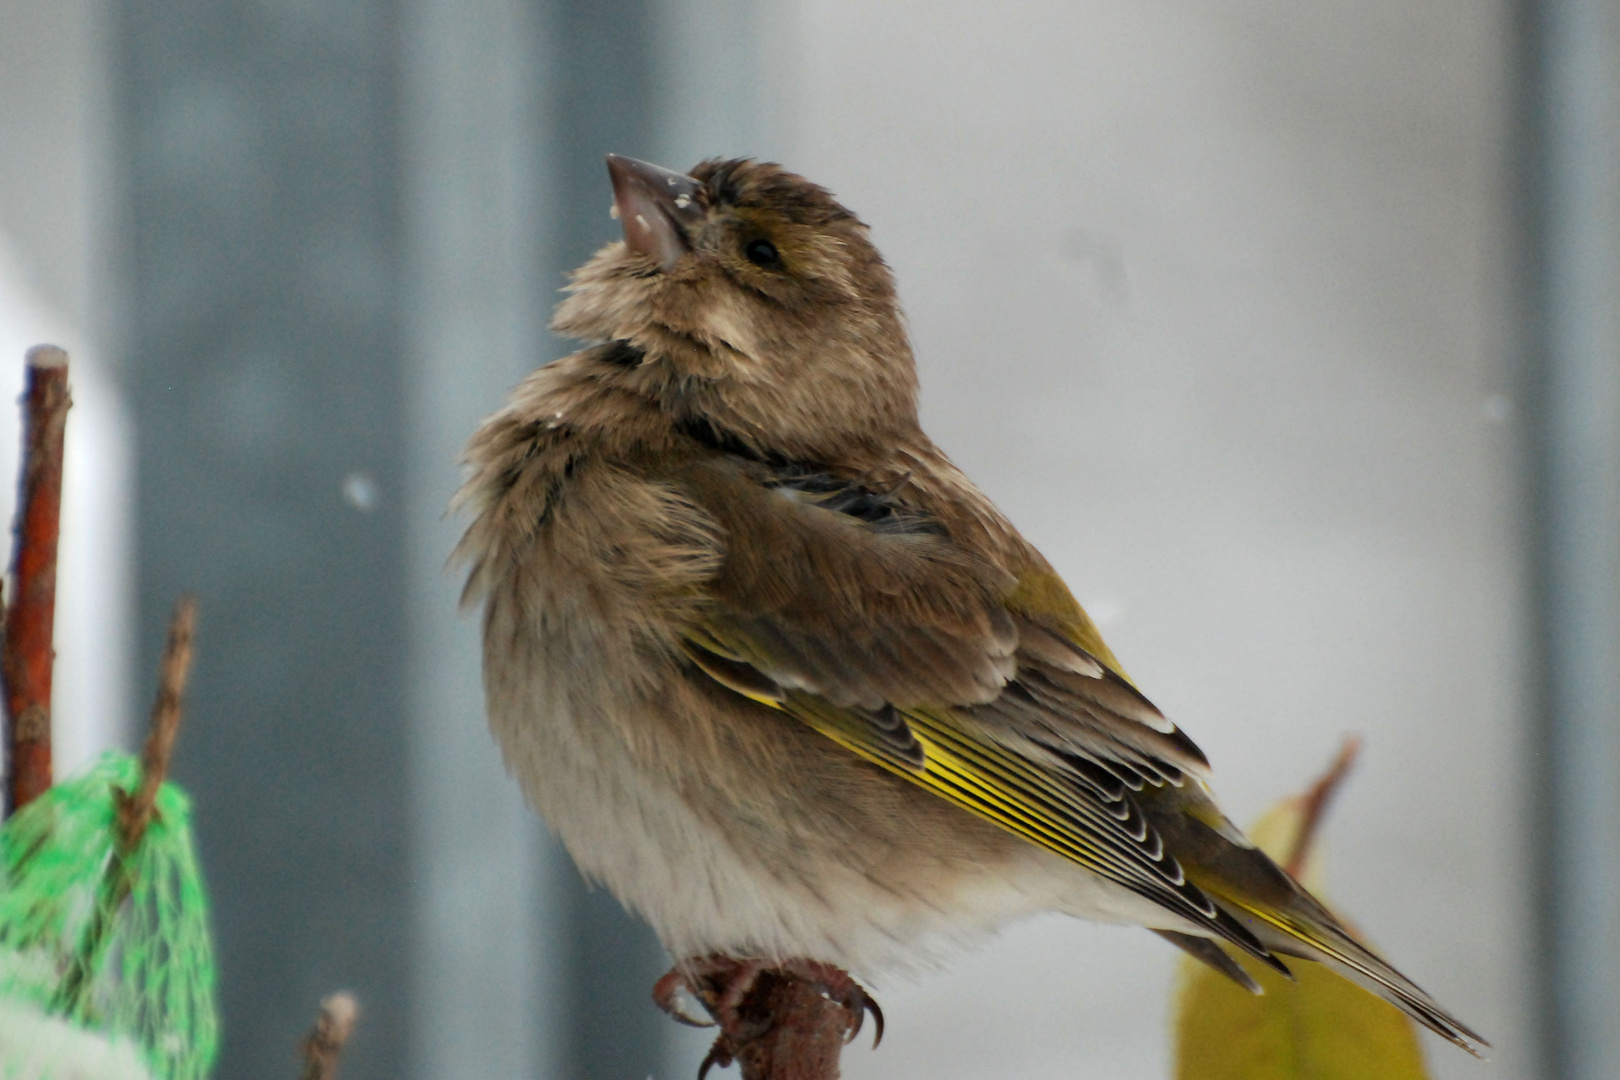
{"left": 654, "top": 956, "right": 885, "bottom": 1077}
{"left": 653, "top": 968, "right": 716, "bottom": 1029}
{"left": 776, "top": 958, "right": 884, "bottom": 1047}
{"left": 696, "top": 1041, "right": 734, "bottom": 1080}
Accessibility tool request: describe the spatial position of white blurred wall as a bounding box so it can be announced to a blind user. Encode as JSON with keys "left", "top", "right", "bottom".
{"left": 773, "top": 3, "right": 1528, "bottom": 1078}
{"left": 0, "top": 240, "right": 133, "bottom": 781}
{"left": 0, "top": 0, "right": 133, "bottom": 777}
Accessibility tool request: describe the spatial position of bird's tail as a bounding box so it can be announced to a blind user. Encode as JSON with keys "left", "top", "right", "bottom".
{"left": 1208, "top": 881, "right": 1489, "bottom": 1055}
{"left": 1151, "top": 745, "right": 1487, "bottom": 1056}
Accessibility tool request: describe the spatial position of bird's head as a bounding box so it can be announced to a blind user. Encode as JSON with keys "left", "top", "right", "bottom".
{"left": 552, "top": 155, "right": 920, "bottom": 458}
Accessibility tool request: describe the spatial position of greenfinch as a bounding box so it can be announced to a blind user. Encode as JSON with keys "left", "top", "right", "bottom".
{"left": 455, "top": 155, "right": 1483, "bottom": 1056}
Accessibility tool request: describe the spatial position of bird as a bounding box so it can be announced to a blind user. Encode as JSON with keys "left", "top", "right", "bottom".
{"left": 454, "top": 153, "right": 1484, "bottom": 1062}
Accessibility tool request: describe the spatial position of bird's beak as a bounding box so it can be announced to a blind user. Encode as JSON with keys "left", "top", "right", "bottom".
{"left": 606, "top": 154, "right": 705, "bottom": 271}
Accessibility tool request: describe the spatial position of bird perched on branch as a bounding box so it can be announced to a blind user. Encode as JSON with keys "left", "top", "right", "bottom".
{"left": 456, "top": 154, "right": 1484, "bottom": 1060}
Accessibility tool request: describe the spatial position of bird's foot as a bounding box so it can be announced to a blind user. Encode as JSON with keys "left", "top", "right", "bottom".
{"left": 653, "top": 966, "right": 717, "bottom": 1028}
{"left": 652, "top": 956, "right": 883, "bottom": 1078}
{"left": 773, "top": 958, "right": 884, "bottom": 1047}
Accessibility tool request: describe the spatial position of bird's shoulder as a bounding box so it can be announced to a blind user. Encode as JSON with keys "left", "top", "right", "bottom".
{"left": 454, "top": 344, "right": 724, "bottom": 608}
{"left": 458, "top": 343, "right": 1126, "bottom": 688}
{"left": 688, "top": 436, "right": 1135, "bottom": 693}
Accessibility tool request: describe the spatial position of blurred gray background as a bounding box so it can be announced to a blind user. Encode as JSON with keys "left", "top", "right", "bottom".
{"left": 1, "top": 1, "right": 1616, "bottom": 1079}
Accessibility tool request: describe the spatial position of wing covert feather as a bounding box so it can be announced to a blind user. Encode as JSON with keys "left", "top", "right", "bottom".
{"left": 668, "top": 455, "right": 1274, "bottom": 963}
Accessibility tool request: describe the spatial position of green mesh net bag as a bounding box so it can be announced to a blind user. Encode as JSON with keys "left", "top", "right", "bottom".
{"left": 0, "top": 752, "right": 218, "bottom": 1080}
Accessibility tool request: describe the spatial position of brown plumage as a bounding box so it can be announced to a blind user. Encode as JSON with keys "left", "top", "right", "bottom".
{"left": 455, "top": 155, "right": 1483, "bottom": 1054}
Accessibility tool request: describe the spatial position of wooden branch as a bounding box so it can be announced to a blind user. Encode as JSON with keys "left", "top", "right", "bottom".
{"left": 660, "top": 958, "right": 880, "bottom": 1080}
{"left": 299, "top": 992, "right": 358, "bottom": 1080}
{"left": 56, "top": 596, "right": 199, "bottom": 1013}
{"left": 706, "top": 971, "right": 854, "bottom": 1080}
{"left": 3, "top": 345, "right": 71, "bottom": 815}
{"left": 117, "top": 596, "right": 197, "bottom": 850}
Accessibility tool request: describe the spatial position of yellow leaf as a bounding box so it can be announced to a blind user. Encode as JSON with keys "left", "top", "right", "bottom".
{"left": 1173, "top": 960, "right": 1431, "bottom": 1080}
{"left": 1171, "top": 741, "right": 1432, "bottom": 1080}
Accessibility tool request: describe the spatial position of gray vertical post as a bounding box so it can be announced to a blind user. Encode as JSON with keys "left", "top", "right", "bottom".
{"left": 1522, "top": 2, "right": 1620, "bottom": 1078}
{"left": 115, "top": 1, "right": 412, "bottom": 1077}
{"left": 648, "top": 9, "right": 780, "bottom": 1070}
{"left": 398, "top": 0, "right": 552, "bottom": 1078}
{"left": 652, "top": 0, "right": 780, "bottom": 167}
{"left": 534, "top": 7, "right": 676, "bottom": 1076}
{"left": 524, "top": 3, "right": 777, "bottom": 1076}
{"left": 401, "top": 0, "right": 776, "bottom": 1074}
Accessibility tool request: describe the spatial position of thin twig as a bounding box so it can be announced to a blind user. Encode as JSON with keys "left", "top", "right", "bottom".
{"left": 670, "top": 959, "right": 877, "bottom": 1080}
{"left": 299, "top": 992, "right": 359, "bottom": 1080}
{"left": 1285, "top": 735, "right": 1362, "bottom": 878}
{"left": 55, "top": 597, "right": 198, "bottom": 1013}
{"left": 716, "top": 973, "right": 852, "bottom": 1080}
{"left": 118, "top": 596, "right": 197, "bottom": 850}
{"left": 3, "top": 345, "right": 71, "bottom": 815}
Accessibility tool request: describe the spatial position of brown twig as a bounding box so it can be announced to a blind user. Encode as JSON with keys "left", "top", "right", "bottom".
{"left": 54, "top": 596, "right": 198, "bottom": 1014}
{"left": 117, "top": 596, "right": 197, "bottom": 851}
{"left": 710, "top": 972, "right": 855, "bottom": 1080}
{"left": 3, "top": 345, "right": 71, "bottom": 815}
{"left": 299, "top": 992, "right": 359, "bottom": 1080}
{"left": 1285, "top": 735, "right": 1362, "bottom": 878}
{"left": 659, "top": 958, "right": 879, "bottom": 1080}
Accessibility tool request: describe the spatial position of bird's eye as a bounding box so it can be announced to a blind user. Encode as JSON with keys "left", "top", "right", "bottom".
{"left": 744, "top": 238, "right": 781, "bottom": 269}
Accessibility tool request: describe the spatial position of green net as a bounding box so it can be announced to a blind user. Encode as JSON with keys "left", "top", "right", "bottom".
{"left": 0, "top": 752, "right": 218, "bottom": 1080}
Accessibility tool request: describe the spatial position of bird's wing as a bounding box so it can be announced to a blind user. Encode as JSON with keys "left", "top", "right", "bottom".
{"left": 668, "top": 454, "right": 1284, "bottom": 967}
{"left": 670, "top": 453, "right": 1487, "bottom": 1054}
